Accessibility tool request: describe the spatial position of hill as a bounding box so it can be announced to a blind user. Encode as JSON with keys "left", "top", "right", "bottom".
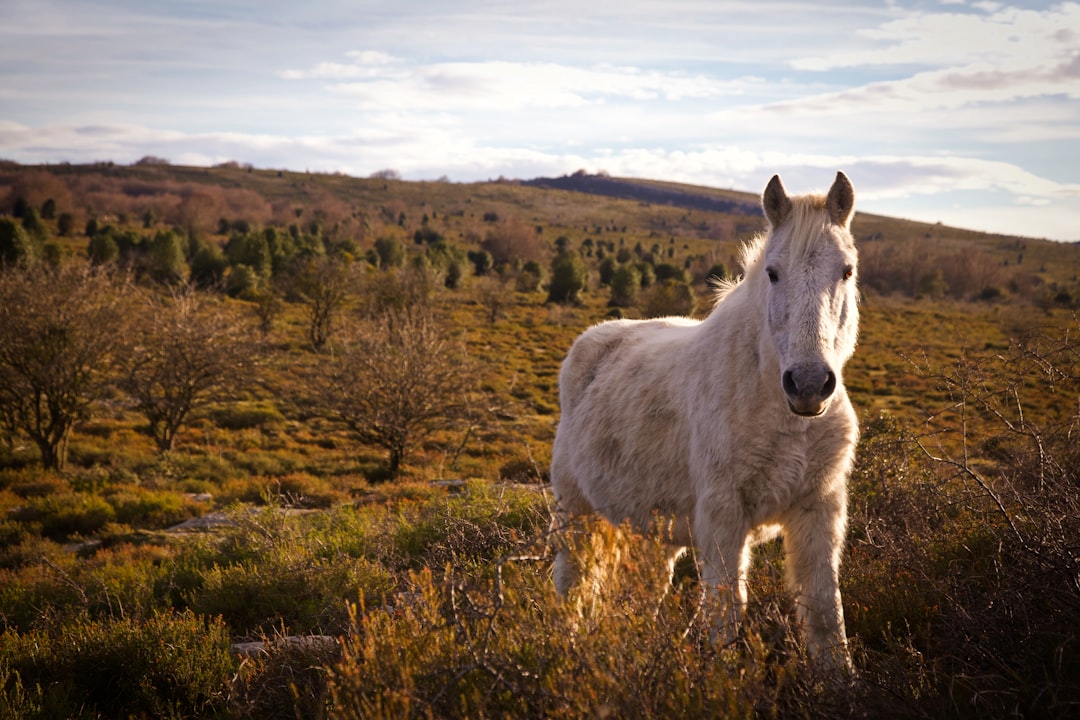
{"left": 0, "top": 160, "right": 1078, "bottom": 718}
{"left": 523, "top": 171, "right": 764, "bottom": 216}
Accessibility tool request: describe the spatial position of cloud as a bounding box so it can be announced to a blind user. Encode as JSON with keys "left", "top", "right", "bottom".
{"left": 279, "top": 51, "right": 401, "bottom": 80}
{"left": 782, "top": 3, "right": 1080, "bottom": 122}
{"left": 3, "top": 1, "right": 1078, "bottom": 242}
{"left": 282, "top": 54, "right": 760, "bottom": 111}
{"left": 792, "top": 3, "right": 1080, "bottom": 71}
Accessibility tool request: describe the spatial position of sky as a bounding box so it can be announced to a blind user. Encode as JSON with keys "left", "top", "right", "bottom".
{"left": 1, "top": 0, "right": 1078, "bottom": 242}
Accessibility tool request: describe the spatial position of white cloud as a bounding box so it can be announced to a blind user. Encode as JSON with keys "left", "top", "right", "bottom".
{"left": 2, "top": 1, "right": 1078, "bottom": 242}
{"left": 793, "top": 3, "right": 1079, "bottom": 71}
{"left": 282, "top": 55, "right": 761, "bottom": 111}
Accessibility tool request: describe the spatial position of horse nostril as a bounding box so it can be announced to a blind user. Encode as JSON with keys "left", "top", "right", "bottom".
{"left": 782, "top": 370, "right": 798, "bottom": 397}
{"left": 822, "top": 370, "right": 836, "bottom": 398}
{"left": 783, "top": 367, "right": 836, "bottom": 401}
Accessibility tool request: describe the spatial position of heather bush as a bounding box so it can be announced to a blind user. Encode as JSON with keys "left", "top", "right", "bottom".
{"left": 0, "top": 611, "right": 234, "bottom": 719}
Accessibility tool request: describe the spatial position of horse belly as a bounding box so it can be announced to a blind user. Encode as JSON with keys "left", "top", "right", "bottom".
{"left": 557, "top": 356, "right": 695, "bottom": 535}
{"left": 580, "top": 427, "right": 693, "bottom": 535}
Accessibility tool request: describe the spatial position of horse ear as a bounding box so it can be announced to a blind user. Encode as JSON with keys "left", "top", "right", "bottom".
{"left": 826, "top": 171, "right": 855, "bottom": 228}
{"left": 762, "top": 174, "right": 791, "bottom": 228}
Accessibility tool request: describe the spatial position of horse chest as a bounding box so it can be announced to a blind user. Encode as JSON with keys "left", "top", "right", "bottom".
{"left": 735, "top": 430, "right": 813, "bottom": 516}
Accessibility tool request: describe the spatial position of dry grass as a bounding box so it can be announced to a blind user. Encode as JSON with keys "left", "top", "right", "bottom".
{"left": 1, "top": 162, "right": 1079, "bottom": 718}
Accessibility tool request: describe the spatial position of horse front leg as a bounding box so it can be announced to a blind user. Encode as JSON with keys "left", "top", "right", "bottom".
{"left": 695, "top": 518, "right": 752, "bottom": 646}
{"left": 782, "top": 494, "right": 851, "bottom": 671}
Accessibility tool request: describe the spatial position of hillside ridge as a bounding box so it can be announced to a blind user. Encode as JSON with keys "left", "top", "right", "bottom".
{"left": 522, "top": 171, "right": 763, "bottom": 216}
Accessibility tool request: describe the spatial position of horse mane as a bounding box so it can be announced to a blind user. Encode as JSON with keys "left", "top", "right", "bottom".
{"left": 783, "top": 193, "right": 831, "bottom": 260}
{"left": 709, "top": 193, "right": 831, "bottom": 308}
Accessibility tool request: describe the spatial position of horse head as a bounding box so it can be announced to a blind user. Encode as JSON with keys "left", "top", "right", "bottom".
{"left": 761, "top": 172, "right": 859, "bottom": 417}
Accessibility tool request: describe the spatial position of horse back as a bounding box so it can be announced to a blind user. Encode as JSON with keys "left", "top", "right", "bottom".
{"left": 558, "top": 318, "right": 698, "bottom": 418}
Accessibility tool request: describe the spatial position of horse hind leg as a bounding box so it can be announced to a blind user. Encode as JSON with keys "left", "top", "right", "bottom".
{"left": 652, "top": 545, "right": 689, "bottom": 621}
{"left": 552, "top": 512, "right": 625, "bottom": 624}
{"left": 552, "top": 511, "right": 588, "bottom": 597}
{"left": 549, "top": 455, "right": 599, "bottom": 598}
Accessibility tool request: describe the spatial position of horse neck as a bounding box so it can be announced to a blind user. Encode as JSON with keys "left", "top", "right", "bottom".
{"left": 698, "top": 270, "right": 775, "bottom": 380}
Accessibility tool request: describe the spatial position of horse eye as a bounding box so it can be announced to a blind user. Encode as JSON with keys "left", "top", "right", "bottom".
{"left": 842, "top": 265, "right": 854, "bottom": 281}
{"left": 766, "top": 267, "right": 779, "bottom": 284}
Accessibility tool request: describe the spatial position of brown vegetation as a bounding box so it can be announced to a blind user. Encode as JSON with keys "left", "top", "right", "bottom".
{"left": 0, "top": 160, "right": 1078, "bottom": 718}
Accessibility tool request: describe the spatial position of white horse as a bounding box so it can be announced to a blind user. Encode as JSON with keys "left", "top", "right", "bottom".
{"left": 550, "top": 172, "right": 859, "bottom": 668}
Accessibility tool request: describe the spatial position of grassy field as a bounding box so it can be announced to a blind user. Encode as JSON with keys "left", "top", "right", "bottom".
{"left": 0, "top": 161, "right": 1078, "bottom": 718}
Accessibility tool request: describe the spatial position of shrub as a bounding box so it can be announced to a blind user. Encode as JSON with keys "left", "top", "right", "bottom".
{"left": 643, "top": 278, "right": 696, "bottom": 317}
{"left": 328, "top": 530, "right": 858, "bottom": 719}
{"left": 106, "top": 488, "right": 207, "bottom": 529}
{"left": 219, "top": 472, "right": 344, "bottom": 509}
{"left": 547, "top": 251, "right": 587, "bottom": 305}
{"left": 0, "top": 611, "right": 234, "bottom": 719}
{"left": 187, "top": 506, "right": 396, "bottom": 637}
{"left": 516, "top": 260, "right": 544, "bottom": 292}
{"left": 207, "top": 400, "right": 286, "bottom": 430}
{"left": 0, "top": 217, "right": 38, "bottom": 266}
{"left": 11, "top": 492, "right": 116, "bottom": 540}
{"left": 608, "top": 263, "right": 641, "bottom": 308}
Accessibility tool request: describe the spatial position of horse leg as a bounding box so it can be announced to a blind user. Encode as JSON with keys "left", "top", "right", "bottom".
{"left": 781, "top": 497, "right": 851, "bottom": 671}
{"left": 552, "top": 511, "right": 588, "bottom": 597}
{"left": 696, "top": 521, "right": 752, "bottom": 646}
{"left": 650, "top": 545, "right": 688, "bottom": 620}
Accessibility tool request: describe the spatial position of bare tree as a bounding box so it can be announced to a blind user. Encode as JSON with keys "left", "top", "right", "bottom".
{"left": 289, "top": 256, "right": 355, "bottom": 350}
{"left": 118, "top": 286, "right": 257, "bottom": 453}
{"left": 319, "top": 308, "right": 479, "bottom": 477}
{"left": 0, "top": 263, "right": 127, "bottom": 469}
{"left": 481, "top": 217, "right": 548, "bottom": 269}
{"left": 476, "top": 275, "right": 513, "bottom": 324}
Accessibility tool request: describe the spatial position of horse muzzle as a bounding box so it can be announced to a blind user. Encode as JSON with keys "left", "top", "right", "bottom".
{"left": 782, "top": 364, "right": 837, "bottom": 417}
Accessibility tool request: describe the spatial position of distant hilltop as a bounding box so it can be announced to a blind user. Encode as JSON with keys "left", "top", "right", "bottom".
{"left": 522, "top": 171, "right": 763, "bottom": 217}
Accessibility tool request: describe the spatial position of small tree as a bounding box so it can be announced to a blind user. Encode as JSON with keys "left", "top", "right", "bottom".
{"left": 118, "top": 287, "right": 256, "bottom": 453}
{"left": 642, "top": 278, "right": 696, "bottom": 318}
{"left": 361, "top": 264, "right": 435, "bottom": 319}
{"left": 0, "top": 264, "right": 127, "bottom": 469}
{"left": 516, "top": 260, "right": 544, "bottom": 293}
{"left": 87, "top": 231, "right": 120, "bottom": 265}
{"left": 57, "top": 212, "right": 76, "bottom": 237}
{"left": 146, "top": 229, "right": 189, "bottom": 284}
{"left": 477, "top": 275, "right": 512, "bottom": 324}
{"left": 289, "top": 256, "right": 355, "bottom": 350}
{"left": 467, "top": 249, "right": 494, "bottom": 276}
{"left": 608, "top": 264, "right": 642, "bottom": 308}
{"left": 0, "top": 217, "right": 39, "bottom": 266}
{"left": 547, "top": 250, "right": 587, "bottom": 304}
{"left": 373, "top": 235, "right": 406, "bottom": 269}
{"left": 319, "top": 309, "right": 478, "bottom": 477}
{"left": 21, "top": 207, "right": 48, "bottom": 244}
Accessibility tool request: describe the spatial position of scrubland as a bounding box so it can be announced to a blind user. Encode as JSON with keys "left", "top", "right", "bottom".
{"left": 0, "top": 161, "right": 1078, "bottom": 718}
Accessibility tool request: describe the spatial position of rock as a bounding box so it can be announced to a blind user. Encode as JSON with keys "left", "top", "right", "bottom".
{"left": 230, "top": 635, "right": 339, "bottom": 659}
